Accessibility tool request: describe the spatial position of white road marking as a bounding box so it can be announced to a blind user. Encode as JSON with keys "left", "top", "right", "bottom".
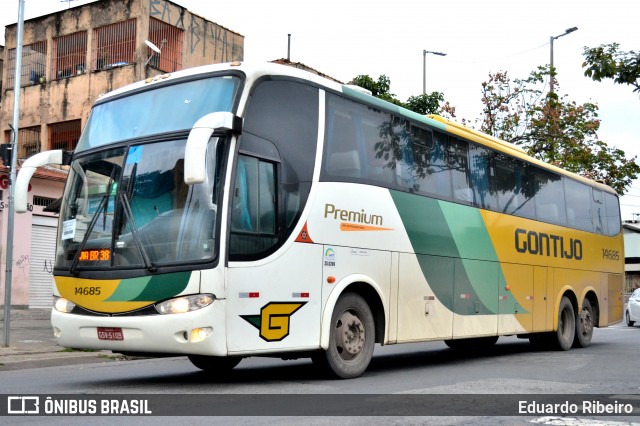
{"left": 530, "top": 417, "right": 640, "bottom": 425}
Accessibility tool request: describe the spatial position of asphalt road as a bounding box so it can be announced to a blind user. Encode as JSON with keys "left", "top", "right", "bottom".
{"left": 1, "top": 322, "right": 640, "bottom": 425}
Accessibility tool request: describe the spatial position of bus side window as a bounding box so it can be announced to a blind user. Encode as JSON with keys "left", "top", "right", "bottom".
{"left": 603, "top": 191, "right": 621, "bottom": 236}
{"left": 468, "top": 143, "right": 496, "bottom": 210}
{"left": 229, "top": 155, "right": 278, "bottom": 258}
{"left": 495, "top": 155, "right": 535, "bottom": 219}
{"left": 564, "top": 178, "right": 594, "bottom": 232}
{"left": 399, "top": 129, "right": 451, "bottom": 199}
{"left": 532, "top": 169, "right": 567, "bottom": 226}
{"left": 448, "top": 137, "right": 471, "bottom": 203}
{"left": 324, "top": 96, "right": 361, "bottom": 180}
{"left": 591, "top": 189, "right": 605, "bottom": 234}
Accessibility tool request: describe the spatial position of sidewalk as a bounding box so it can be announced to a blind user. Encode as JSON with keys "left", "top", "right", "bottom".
{"left": 0, "top": 307, "right": 116, "bottom": 371}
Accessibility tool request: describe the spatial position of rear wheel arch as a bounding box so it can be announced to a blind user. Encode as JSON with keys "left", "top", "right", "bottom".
{"left": 583, "top": 290, "right": 600, "bottom": 327}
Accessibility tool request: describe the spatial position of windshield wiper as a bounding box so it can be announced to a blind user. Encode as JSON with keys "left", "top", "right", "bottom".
{"left": 118, "top": 191, "right": 157, "bottom": 272}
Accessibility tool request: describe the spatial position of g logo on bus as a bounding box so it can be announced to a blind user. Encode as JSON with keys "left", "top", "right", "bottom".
{"left": 241, "top": 302, "right": 306, "bottom": 342}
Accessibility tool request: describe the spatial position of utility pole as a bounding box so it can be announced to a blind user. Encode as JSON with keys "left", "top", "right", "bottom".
{"left": 3, "top": 0, "right": 26, "bottom": 348}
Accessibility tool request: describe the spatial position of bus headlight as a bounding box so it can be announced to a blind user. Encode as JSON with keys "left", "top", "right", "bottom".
{"left": 54, "top": 296, "right": 76, "bottom": 313}
{"left": 155, "top": 294, "right": 215, "bottom": 314}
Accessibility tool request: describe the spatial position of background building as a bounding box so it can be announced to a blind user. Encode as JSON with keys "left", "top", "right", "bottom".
{"left": 623, "top": 221, "right": 640, "bottom": 296}
{"left": 0, "top": 0, "right": 243, "bottom": 308}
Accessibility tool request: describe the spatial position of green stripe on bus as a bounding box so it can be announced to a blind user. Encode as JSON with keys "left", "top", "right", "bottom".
{"left": 390, "top": 190, "right": 523, "bottom": 315}
{"left": 105, "top": 276, "right": 150, "bottom": 301}
{"left": 132, "top": 271, "right": 192, "bottom": 301}
{"left": 105, "top": 271, "right": 191, "bottom": 302}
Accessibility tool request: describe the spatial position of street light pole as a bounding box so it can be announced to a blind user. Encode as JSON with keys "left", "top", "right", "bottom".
{"left": 549, "top": 27, "right": 578, "bottom": 95}
{"left": 423, "top": 50, "right": 446, "bottom": 94}
{"left": 3, "top": 0, "right": 26, "bottom": 348}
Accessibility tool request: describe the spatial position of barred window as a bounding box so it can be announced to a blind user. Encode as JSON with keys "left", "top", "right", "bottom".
{"left": 4, "top": 126, "right": 41, "bottom": 159}
{"left": 6, "top": 41, "right": 47, "bottom": 88}
{"left": 32, "top": 195, "right": 57, "bottom": 207}
{"left": 49, "top": 120, "right": 81, "bottom": 151}
{"left": 147, "top": 18, "right": 183, "bottom": 72}
{"left": 93, "top": 19, "right": 136, "bottom": 71}
{"left": 52, "top": 31, "right": 88, "bottom": 80}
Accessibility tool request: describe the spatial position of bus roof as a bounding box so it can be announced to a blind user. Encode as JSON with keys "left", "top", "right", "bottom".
{"left": 94, "top": 61, "right": 618, "bottom": 196}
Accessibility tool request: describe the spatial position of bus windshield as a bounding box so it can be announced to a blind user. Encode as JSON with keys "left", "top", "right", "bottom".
{"left": 75, "top": 75, "right": 241, "bottom": 152}
{"left": 56, "top": 137, "right": 224, "bottom": 271}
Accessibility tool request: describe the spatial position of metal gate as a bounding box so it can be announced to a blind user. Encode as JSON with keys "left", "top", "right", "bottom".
{"left": 29, "top": 216, "right": 58, "bottom": 308}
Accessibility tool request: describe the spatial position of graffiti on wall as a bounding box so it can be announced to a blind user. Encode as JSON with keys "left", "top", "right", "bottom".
{"left": 15, "top": 254, "right": 30, "bottom": 278}
{"left": 149, "top": 0, "right": 243, "bottom": 62}
{"left": 44, "top": 259, "right": 54, "bottom": 274}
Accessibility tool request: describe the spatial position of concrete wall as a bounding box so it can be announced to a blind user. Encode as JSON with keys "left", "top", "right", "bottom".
{"left": 0, "top": 171, "right": 64, "bottom": 306}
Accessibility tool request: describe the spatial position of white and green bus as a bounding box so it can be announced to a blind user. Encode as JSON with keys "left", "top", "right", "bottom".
{"left": 16, "top": 62, "right": 624, "bottom": 378}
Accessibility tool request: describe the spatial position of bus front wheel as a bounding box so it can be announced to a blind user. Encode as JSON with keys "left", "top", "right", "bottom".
{"left": 573, "top": 299, "right": 594, "bottom": 348}
{"left": 313, "top": 293, "right": 375, "bottom": 379}
{"left": 188, "top": 355, "right": 242, "bottom": 372}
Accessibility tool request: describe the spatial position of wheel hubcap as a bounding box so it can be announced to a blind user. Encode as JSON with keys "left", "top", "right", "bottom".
{"left": 580, "top": 308, "right": 593, "bottom": 336}
{"left": 334, "top": 311, "right": 365, "bottom": 360}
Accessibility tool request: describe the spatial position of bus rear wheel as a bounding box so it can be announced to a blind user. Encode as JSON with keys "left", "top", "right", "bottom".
{"left": 188, "top": 355, "right": 242, "bottom": 372}
{"left": 313, "top": 293, "right": 375, "bottom": 379}
{"left": 573, "top": 299, "right": 594, "bottom": 348}
{"left": 555, "top": 296, "right": 575, "bottom": 351}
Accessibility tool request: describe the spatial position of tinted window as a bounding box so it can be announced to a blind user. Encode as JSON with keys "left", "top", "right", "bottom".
{"left": 495, "top": 155, "right": 535, "bottom": 219}
{"left": 533, "top": 169, "right": 567, "bottom": 226}
{"left": 449, "top": 137, "right": 471, "bottom": 204}
{"left": 591, "top": 189, "right": 606, "bottom": 234}
{"left": 229, "top": 155, "right": 278, "bottom": 257}
{"left": 603, "top": 192, "right": 621, "bottom": 236}
{"left": 564, "top": 179, "right": 594, "bottom": 232}
{"left": 398, "top": 128, "right": 452, "bottom": 199}
{"left": 240, "top": 79, "right": 319, "bottom": 253}
{"left": 468, "top": 144, "right": 496, "bottom": 210}
{"left": 322, "top": 93, "right": 396, "bottom": 187}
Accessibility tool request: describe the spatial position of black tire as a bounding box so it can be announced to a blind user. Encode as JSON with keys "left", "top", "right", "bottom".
{"left": 554, "top": 296, "right": 575, "bottom": 351}
{"left": 188, "top": 355, "right": 242, "bottom": 372}
{"left": 627, "top": 310, "right": 636, "bottom": 327}
{"left": 444, "top": 335, "right": 498, "bottom": 350}
{"left": 573, "top": 299, "right": 594, "bottom": 348}
{"left": 312, "top": 293, "right": 375, "bottom": 379}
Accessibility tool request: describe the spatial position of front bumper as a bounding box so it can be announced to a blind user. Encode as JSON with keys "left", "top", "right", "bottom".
{"left": 51, "top": 299, "right": 228, "bottom": 356}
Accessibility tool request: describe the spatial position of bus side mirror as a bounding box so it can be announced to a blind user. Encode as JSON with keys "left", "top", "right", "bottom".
{"left": 15, "top": 150, "right": 65, "bottom": 213}
{"left": 184, "top": 112, "right": 242, "bottom": 185}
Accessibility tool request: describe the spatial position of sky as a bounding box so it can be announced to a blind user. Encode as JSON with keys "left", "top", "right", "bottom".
{"left": 2, "top": 0, "right": 640, "bottom": 218}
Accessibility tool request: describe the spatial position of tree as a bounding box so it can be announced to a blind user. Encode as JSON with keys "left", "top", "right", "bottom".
{"left": 405, "top": 92, "right": 445, "bottom": 115}
{"left": 350, "top": 74, "right": 401, "bottom": 105}
{"left": 582, "top": 43, "right": 640, "bottom": 94}
{"left": 478, "top": 66, "right": 639, "bottom": 194}
{"left": 350, "top": 74, "right": 445, "bottom": 115}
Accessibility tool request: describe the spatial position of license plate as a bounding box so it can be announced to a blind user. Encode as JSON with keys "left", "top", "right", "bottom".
{"left": 97, "top": 327, "right": 124, "bottom": 341}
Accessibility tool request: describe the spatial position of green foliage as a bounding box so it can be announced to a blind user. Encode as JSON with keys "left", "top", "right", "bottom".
{"left": 350, "top": 74, "right": 444, "bottom": 114}
{"left": 582, "top": 43, "right": 640, "bottom": 94}
{"left": 350, "top": 75, "right": 401, "bottom": 105}
{"left": 478, "top": 66, "right": 640, "bottom": 194}
{"left": 405, "top": 92, "right": 445, "bottom": 115}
